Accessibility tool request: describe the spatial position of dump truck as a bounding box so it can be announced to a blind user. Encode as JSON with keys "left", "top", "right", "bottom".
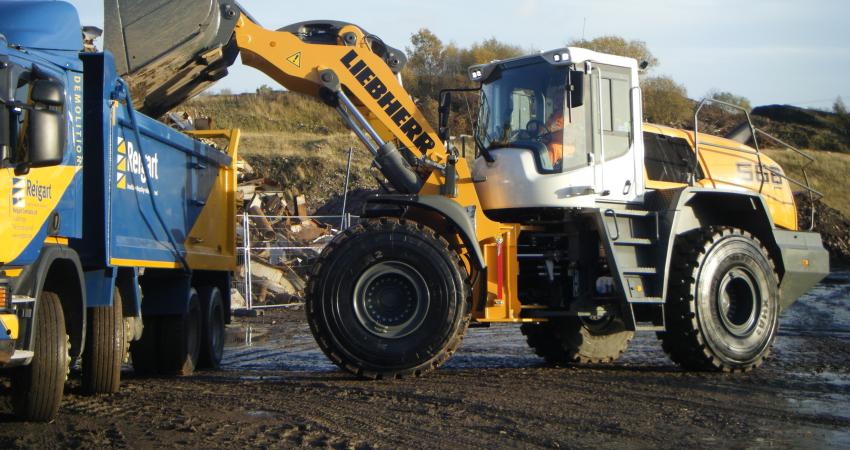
{"left": 0, "top": 1, "right": 239, "bottom": 421}
{"left": 109, "top": 0, "right": 829, "bottom": 379}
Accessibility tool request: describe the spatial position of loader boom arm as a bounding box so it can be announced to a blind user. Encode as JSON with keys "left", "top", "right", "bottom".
{"left": 233, "top": 14, "right": 444, "bottom": 192}
{"left": 105, "top": 1, "right": 514, "bottom": 307}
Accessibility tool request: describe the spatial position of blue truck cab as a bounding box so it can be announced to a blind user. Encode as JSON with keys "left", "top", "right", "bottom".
{"left": 0, "top": 1, "right": 239, "bottom": 421}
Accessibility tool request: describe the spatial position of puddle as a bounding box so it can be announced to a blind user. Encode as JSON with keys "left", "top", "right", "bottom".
{"left": 226, "top": 323, "right": 272, "bottom": 348}
{"left": 244, "top": 409, "right": 281, "bottom": 419}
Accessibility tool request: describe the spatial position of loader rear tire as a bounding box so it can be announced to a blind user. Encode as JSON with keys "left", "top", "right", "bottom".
{"left": 658, "top": 227, "right": 780, "bottom": 372}
{"left": 11, "top": 291, "right": 68, "bottom": 422}
{"left": 82, "top": 288, "right": 126, "bottom": 394}
{"left": 306, "top": 218, "right": 471, "bottom": 379}
{"left": 521, "top": 316, "right": 633, "bottom": 365}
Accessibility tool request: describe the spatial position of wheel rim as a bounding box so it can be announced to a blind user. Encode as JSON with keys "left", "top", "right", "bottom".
{"left": 353, "top": 261, "right": 429, "bottom": 339}
{"left": 580, "top": 314, "right": 615, "bottom": 334}
{"left": 716, "top": 267, "right": 760, "bottom": 337}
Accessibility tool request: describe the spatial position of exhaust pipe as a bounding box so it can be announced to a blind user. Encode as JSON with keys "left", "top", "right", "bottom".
{"left": 724, "top": 122, "right": 754, "bottom": 144}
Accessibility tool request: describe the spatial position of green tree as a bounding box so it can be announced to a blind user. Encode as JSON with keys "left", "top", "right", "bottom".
{"left": 641, "top": 76, "right": 692, "bottom": 127}
{"left": 835, "top": 96, "right": 848, "bottom": 116}
{"left": 834, "top": 96, "right": 850, "bottom": 141}
{"left": 568, "top": 36, "right": 658, "bottom": 70}
{"left": 707, "top": 89, "right": 752, "bottom": 112}
{"left": 256, "top": 84, "right": 275, "bottom": 96}
{"left": 404, "top": 29, "right": 524, "bottom": 135}
{"left": 460, "top": 38, "right": 524, "bottom": 69}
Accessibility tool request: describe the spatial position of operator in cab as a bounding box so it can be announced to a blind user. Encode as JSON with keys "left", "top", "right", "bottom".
{"left": 543, "top": 88, "right": 566, "bottom": 170}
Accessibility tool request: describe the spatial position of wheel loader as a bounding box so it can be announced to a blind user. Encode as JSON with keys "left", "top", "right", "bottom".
{"left": 107, "top": 0, "right": 829, "bottom": 378}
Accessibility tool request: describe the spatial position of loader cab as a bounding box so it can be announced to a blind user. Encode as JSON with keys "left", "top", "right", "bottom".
{"left": 470, "top": 48, "right": 644, "bottom": 221}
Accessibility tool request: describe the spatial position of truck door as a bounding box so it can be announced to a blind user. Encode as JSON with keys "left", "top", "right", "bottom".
{"left": 589, "top": 63, "right": 640, "bottom": 201}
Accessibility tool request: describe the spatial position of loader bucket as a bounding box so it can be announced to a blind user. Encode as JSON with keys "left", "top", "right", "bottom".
{"left": 104, "top": 0, "right": 243, "bottom": 117}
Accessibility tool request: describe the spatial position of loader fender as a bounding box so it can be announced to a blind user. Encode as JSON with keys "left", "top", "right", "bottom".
{"left": 662, "top": 188, "right": 828, "bottom": 310}
{"left": 362, "top": 194, "right": 486, "bottom": 270}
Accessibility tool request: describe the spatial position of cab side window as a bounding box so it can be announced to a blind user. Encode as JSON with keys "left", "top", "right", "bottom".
{"left": 592, "top": 66, "right": 632, "bottom": 162}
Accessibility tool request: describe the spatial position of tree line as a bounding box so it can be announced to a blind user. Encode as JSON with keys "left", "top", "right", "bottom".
{"left": 401, "top": 30, "right": 756, "bottom": 136}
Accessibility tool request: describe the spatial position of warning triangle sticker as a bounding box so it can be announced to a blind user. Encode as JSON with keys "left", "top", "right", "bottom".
{"left": 287, "top": 52, "right": 302, "bottom": 68}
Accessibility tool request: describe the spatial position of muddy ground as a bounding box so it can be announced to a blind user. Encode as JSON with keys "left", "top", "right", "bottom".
{"left": 1, "top": 272, "right": 849, "bottom": 449}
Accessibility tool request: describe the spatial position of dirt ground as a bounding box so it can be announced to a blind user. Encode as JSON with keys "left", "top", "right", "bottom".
{"left": 1, "top": 271, "right": 849, "bottom": 449}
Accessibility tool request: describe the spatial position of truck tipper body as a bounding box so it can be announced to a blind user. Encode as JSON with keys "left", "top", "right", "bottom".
{"left": 0, "top": 1, "right": 238, "bottom": 421}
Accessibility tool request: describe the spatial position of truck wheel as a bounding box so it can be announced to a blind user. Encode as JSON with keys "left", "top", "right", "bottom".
{"left": 521, "top": 316, "right": 633, "bottom": 365}
{"left": 658, "top": 227, "right": 780, "bottom": 372}
{"left": 307, "top": 218, "right": 470, "bottom": 379}
{"left": 82, "top": 288, "right": 125, "bottom": 394}
{"left": 11, "top": 291, "right": 68, "bottom": 422}
{"left": 197, "top": 286, "right": 225, "bottom": 370}
{"left": 130, "top": 315, "right": 160, "bottom": 375}
{"left": 159, "top": 289, "right": 202, "bottom": 376}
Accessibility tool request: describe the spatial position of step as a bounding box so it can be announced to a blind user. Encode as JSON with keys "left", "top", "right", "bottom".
{"left": 635, "top": 325, "right": 665, "bottom": 332}
{"left": 629, "top": 297, "right": 664, "bottom": 304}
{"left": 622, "top": 267, "right": 658, "bottom": 275}
{"left": 604, "top": 209, "right": 656, "bottom": 219}
{"left": 613, "top": 238, "right": 654, "bottom": 246}
{"left": 10, "top": 350, "right": 34, "bottom": 361}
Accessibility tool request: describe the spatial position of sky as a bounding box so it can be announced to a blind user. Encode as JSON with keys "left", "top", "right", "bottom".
{"left": 67, "top": 0, "right": 850, "bottom": 109}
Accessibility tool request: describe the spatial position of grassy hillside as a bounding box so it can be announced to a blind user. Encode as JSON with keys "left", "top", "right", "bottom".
{"left": 177, "top": 92, "right": 850, "bottom": 216}
{"left": 186, "top": 91, "right": 346, "bottom": 134}
{"left": 181, "top": 92, "right": 379, "bottom": 210}
{"left": 764, "top": 149, "right": 850, "bottom": 217}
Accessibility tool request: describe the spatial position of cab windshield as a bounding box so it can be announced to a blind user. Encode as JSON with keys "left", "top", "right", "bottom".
{"left": 476, "top": 59, "right": 578, "bottom": 173}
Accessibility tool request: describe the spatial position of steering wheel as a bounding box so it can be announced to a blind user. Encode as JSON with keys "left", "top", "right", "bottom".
{"left": 523, "top": 119, "right": 553, "bottom": 144}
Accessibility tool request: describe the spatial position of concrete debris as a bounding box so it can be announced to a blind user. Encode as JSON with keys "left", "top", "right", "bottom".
{"left": 235, "top": 161, "right": 336, "bottom": 307}
{"left": 163, "top": 111, "right": 213, "bottom": 131}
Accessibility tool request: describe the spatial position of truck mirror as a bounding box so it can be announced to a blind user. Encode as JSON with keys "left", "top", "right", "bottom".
{"left": 25, "top": 109, "right": 65, "bottom": 168}
{"left": 438, "top": 91, "right": 452, "bottom": 141}
{"left": 31, "top": 79, "right": 64, "bottom": 106}
{"left": 568, "top": 70, "right": 584, "bottom": 108}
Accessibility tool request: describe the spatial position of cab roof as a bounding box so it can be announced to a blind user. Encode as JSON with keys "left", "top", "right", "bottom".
{"left": 0, "top": 1, "right": 82, "bottom": 52}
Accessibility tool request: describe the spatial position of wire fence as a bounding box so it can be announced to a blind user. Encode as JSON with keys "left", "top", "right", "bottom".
{"left": 234, "top": 213, "right": 355, "bottom": 311}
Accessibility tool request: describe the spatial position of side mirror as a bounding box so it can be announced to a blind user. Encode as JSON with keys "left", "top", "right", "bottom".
{"left": 438, "top": 91, "right": 452, "bottom": 142}
{"left": 25, "top": 109, "right": 65, "bottom": 168}
{"left": 31, "top": 79, "right": 64, "bottom": 106}
{"left": 568, "top": 70, "right": 584, "bottom": 108}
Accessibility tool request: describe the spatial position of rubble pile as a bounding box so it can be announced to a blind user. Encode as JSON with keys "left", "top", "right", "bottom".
{"left": 796, "top": 192, "right": 850, "bottom": 265}
{"left": 234, "top": 159, "right": 338, "bottom": 308}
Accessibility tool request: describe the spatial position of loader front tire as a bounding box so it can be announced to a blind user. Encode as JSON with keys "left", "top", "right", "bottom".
{"left": 521, "top": 316, "right": 633, "bottom": 365}
{"left": 658, "top": 227, "right": 780, "bottom": 372}
{"left": 307, "top": 218, "right": 470, "bottom": 379}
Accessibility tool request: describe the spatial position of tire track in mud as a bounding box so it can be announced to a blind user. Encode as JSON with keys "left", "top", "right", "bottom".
{"left": 2, "top": 273, "right": 849, "bottom": 448}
